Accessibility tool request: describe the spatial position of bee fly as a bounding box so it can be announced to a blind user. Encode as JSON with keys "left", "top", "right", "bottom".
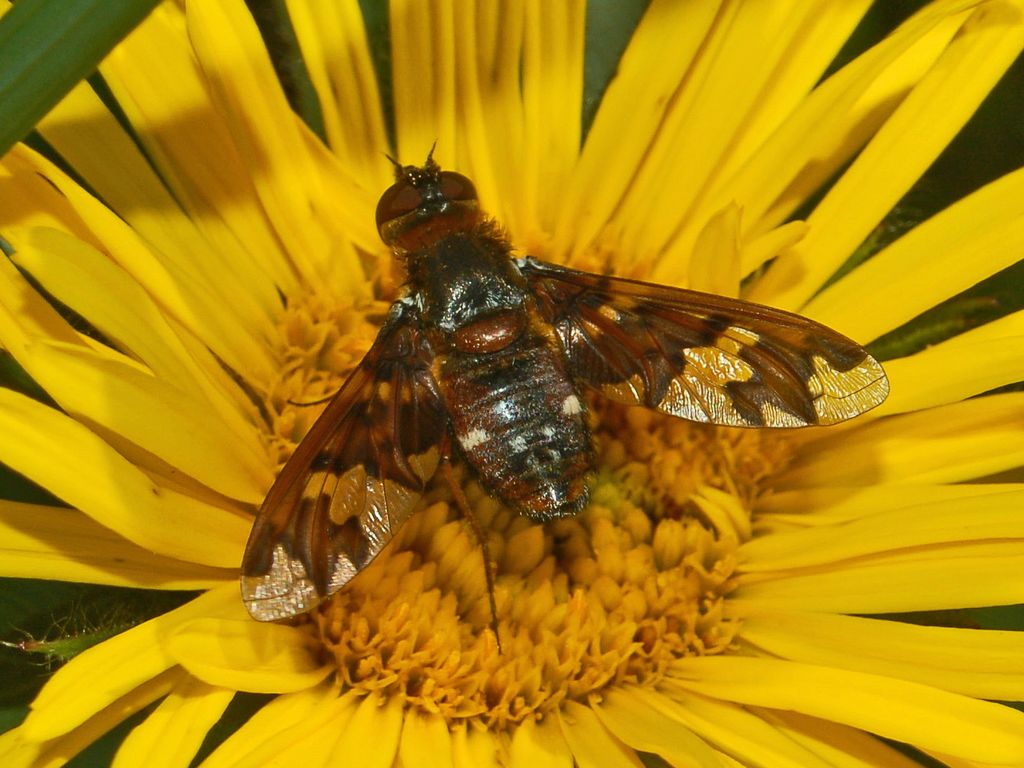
{"left": 241, "top": 152, "right": 889, "bottom": 622}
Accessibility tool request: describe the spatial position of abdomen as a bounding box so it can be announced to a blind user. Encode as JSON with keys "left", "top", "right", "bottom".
{"left": 439, "top": 334, "right": 592, "bottom": 521}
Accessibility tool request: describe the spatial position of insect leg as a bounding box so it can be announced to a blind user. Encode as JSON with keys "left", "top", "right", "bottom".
{"left": 441, "top": 458, "right": 501, "bottom": 652}
{"left": 286, "top": 391, "right": 339, "bottom": 407}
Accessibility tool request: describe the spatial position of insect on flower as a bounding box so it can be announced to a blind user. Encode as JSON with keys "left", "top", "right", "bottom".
{"left": 240, "top": 152, "right": 890, "bottom": 622}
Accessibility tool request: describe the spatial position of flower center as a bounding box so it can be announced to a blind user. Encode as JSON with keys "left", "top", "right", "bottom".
{"left": 267, "top": 288, "right": 791, "bottom": 730}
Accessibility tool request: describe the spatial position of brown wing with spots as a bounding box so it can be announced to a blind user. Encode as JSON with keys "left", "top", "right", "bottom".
{"left": 519, "top": 257, "right": 888, "bottom": 428}
{"left": 241, "top": 300, "right": 447, "bottom": 621}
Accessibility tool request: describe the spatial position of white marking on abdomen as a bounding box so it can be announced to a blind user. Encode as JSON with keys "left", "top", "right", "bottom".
{"left": 459, "top": 428, "right": 490, "bottom": 451}
{"left": 562, "top": 394, "right": 582, "bottom": 415}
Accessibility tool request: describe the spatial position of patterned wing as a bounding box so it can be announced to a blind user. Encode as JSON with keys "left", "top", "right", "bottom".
{"left": 519, "top": 257, "right": 888, "bottom": 427}
{"left": 241, "top": 299, "right": 447, "bottom": 621}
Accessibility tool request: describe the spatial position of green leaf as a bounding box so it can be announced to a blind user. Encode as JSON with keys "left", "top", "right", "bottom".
{"left": 0, "top": 581, "right": 194, "bottom": 701}
{"left": 583, "top": 0, "right": 649, "bottom": 136}
{"left": 0, "top": 0, "right": 161, "bottom": 156}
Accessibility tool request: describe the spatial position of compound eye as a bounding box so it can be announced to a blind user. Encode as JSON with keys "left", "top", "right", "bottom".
{"left": 375, "top": 180, "right": 423, "bottom": 233}
{"left": 439, "top": 171, "right": 477, "bottom": 203}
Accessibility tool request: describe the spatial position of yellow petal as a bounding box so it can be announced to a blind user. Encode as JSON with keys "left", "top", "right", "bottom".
{"left": 35, "top": 81, "right": 283, "bottom": 332}
{"left": 638, "top": 0, "right": 871, "bottom": 280}
{"left": 751, "top": 1, "right": 1024, "bottom": 309}
{"left": 633, "top": 687, "right": 833, "bottom": 768}
{"left": 761, "top": 709, "right": 930, "bottom": 768}
{"left": 241, "top": 692, "right": 359, "bottom": 767}
{"left": 0, "top": 227, "right": 268, "bottom": 434}
{"left": 594, "top": 686, "right": 725, "bottom": 767}
{"left": 647, "top": 0, "right": 936, "bottom": 283}
{"left": 25, "top": 340, "right": 268, "bottom": 502}
{"left": 870, "top": 315, "right": 1024, "bottom": 417}
{"left": 517, "top": 0, "right": 585, "bottom": 237}
{"left": 399, "top": 710, "right": 454, "bottom": 768}
{"left": 283, "top": 0, "right": 389, "bottom": 185}
{"left": 755, "top": 482, "right": 1021, "bottom": 527}
{"left": 714, "top": 0, "right": 972, "bottom": 281}
{"left": 22, "top": 587, "right": 237, "bottom": 742}
{"left": 444, "top": 1, "right": 516, "bottom": 231}
{"left": 17, "top": 669, "right": 183, "bottom": 767}
{"left": 451, "top": 724, "right": 499, "bottom": 768}
{"left": 100, "top": 6, "right": 302, "bottom": 293}
{"left": 35, "top": 82, "right": 179, "bottom": 255}
{"left": 737, "top": 610, "right": 1024, "bottom": 700}
{"left": 807, "top": 166, "right": 1024, "bottom": 341}
{"left": 199, "top": 685, "right": 342, "bottom": 768}
{"left": 779, "top": 393, "right": 1024, "bottom": 488}
{"left": 0, "top": 235, "right": 83, "bottom": 354}
{"left": 0, "top": 388, "right": 250, "bottom": 568}
{"left": 0, "top": 145, "right": 91, "bottom": 238}
{"left": 509, "top": 715, "right": 572, "bottom": 768}
{"left": 186, "top": 0, "right": 351, "bottom": 273}
{"left": 694, "top": 485, "right": 751, "bottom": 542}
{"left": 0, "top": 259, "right": 149, "bottom": 375}
{"left": 557, "top": 700, "right": 643, "bottom": 768}
{"left": 331, "top": 692, "right": 405, "bottom": 768}
{"left": 667, "top": 657, "right": 1024, "bottom": 764}
{"left": 0, "top": 147, "right": 276, "bottom": 382}
{"left": 712, "top": 1, "right": 872, "bottom": 184}
{"left": 0, "top": 726, "right": 42, "bottom": 768}
{"left": 741, "top": 487, "right": 1024, "bottom": 570}
{"left": 112, "top": 677, "right": 233, "bottom": 768}
{"left": 741, "top": 220, "right": 808, "bottom": 277}
{"left": 552, "top": 0, "right": 720, "bottom": 261}
{"left": 732, "top": 541, "right": 1024, "bottom": 613}
{"left": 166, "top": 618, "right": 331, "bottom": 694}
{"left": 570, "top": 2, "right": 870, "bottom": 277}
{"left": 418, "top": 1, "right": 586, "bottom": 243}
{"left": 7, "top": 226, "right": 268, "bottom": 433}
{"left": 0, "top": 500, "right": 234, "bottom": 588}
{"left": 389, "top": 1, "right": 458, "bottom": 177}
{"left": 687, "top": 203, "right": 741, "bottom": 297}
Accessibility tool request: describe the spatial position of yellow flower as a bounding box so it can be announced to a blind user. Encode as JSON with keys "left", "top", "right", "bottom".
{"left": 3, "top": 0, "right": 1024, "bottom": 765}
